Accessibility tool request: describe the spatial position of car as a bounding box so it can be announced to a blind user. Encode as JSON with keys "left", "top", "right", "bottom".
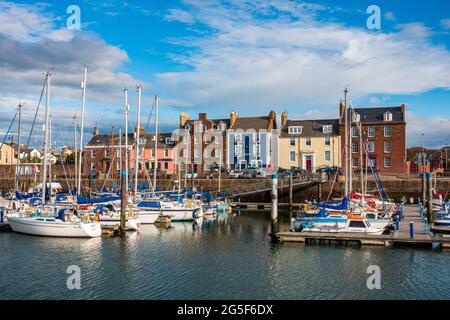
{"left": 229, "top": 170, "right": 242, "bottom": 178}
{"left": 240, "top": 167, "right": 260, "bottom": 178}
{"left": 184, "top": 172, "right": 198, "bottom": 179}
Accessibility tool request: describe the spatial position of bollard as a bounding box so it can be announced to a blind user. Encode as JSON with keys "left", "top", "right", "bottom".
{"left": 0, "top": 207, "right": 4, "bottom": 223}
{"left": 409, "top": 221, "right": 414, "bottom": 240}
{"left": 271, "top": 173, "right": 278, "bottom": 222}
{"left": 395, "top": 219, "right": 400, "bottom": 231}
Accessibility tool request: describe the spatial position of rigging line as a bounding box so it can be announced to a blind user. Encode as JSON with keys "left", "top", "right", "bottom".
{"left": 25, "top": 80, "right": 46, "bottom": 148}
{"left": 0, "top": 108, "right": 19, "bottom": 150}
{"left": 144, "top": 99, "right": 156, "bottom": 131}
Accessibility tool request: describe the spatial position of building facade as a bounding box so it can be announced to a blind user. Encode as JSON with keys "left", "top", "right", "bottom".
{"left": 226, "top": 111, "right": 278, "bottom": 171}
{"left": 279, "top": 114, "right": 341, "bottom": 172}
{"left": 338, "top": 102, "right": 407, "bottom": 175}
{"left": 0, "top": 143, "right": 17, "bottom": 165}
{"left": 84, "top": 128, "right": 177, "bottom": 178}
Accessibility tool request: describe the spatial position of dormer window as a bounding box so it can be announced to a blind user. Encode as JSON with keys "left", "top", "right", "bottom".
{"left": 218, "top": 123, "right": 226, "bottom": 131}
{"left": 165, "top": 137, "right": 174, "bottom": 145}
{"left": 288, "top": 126, "right": 303, "bottom": 135}
{"left": 384, "top": 112, "right": 392, "bottom": 122}
{"left": 323, "top": 125, "right": 333, "bottom": 134}
{"left": 352, "top": 112, "right": 360, "bottom": 123}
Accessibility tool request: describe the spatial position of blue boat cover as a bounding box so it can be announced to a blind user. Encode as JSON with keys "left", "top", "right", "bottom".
{"left": 77, "top": 195, "right": 120, "bottom": 204}
{"left": 137, "top": 201, "right": 161, "bottom": 208}
{"left": 312, "top": 197, "right": 349, "bottom": 210}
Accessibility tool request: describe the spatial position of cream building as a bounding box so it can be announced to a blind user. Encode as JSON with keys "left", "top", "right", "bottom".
{"left": 0, "top": 143, "right": 17, "bottom": 165}
{"left": 279, "top": 115, "right": 341, "bottom": 172}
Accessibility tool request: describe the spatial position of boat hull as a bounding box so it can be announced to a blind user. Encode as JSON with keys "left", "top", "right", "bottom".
{"left": 7, "top": 217, "right": 101, "bottom": 238}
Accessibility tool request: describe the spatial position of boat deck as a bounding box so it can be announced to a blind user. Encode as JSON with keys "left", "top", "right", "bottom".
{"left": 276, "top": 204, "right": 450, "bottom": 249}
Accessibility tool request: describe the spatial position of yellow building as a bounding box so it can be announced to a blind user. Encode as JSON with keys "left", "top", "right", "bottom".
{"left": 0, "top": 143, "right": 17, "bottom": 165}
{"left": 279, "top": 116, "right": 341, "bottom": 172}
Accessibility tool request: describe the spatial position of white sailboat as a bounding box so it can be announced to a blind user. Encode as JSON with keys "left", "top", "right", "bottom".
{"left": 7, "top": 70, "right": 102, "bottom": 238}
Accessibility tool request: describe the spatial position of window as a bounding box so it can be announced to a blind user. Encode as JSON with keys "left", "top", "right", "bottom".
{"left": 164, "top": 149, "right": 169, "bottom": 158}
{"left": 218, "top": 123, "right": 226, "bottom": 131}
{"left": 367, "top": 126, "right": 375, "bottom": 137}
{"left": 324, "top": 137, "right": 331, "bottom": 146}
{"left": 194, "top": 135, "right": 200, "bottom": 144}
{"left": 90, "top": 162, "right": 96, "bottom": 170}
{"left": 352, "top": 113, "right": 360, "bottom": 123}
{"left": 352, "top": 126, "right": 359, "bottom": 137}
{"left": 384, "top": 125, "right": 392, "bottom": 137}
{"left": 352, "top": 141, "right": 359, "bottom": 153}
{"left": 290, "top": 151, "right": 296, "bottom": 162}
{"left": 165, "top": 137, "right": 174, "bottom": 145}
{"left": 384, "top": 112, "right": 393, "bottom": 122}
{"left": 352, "top": 157, "right": 359, "bottom": 167}
{"left": 234, "top": 145, "right": 242, "bottom": 156}
{"left": 305, "top": 137, "right": 311, "bottom": 146}
{"left": 91, "top": 150, "right": 96, "bottom": 158}
{"left": 254, "top": 144, "right": 260, "bottom": 156}
{"left": 325, "top": 151, "right": 331, "bottom": 162}
{"left": 105, "top": 149, "right": 110, "bottom": 158}
{"left": 116, "top": 162, "right": 120, "bottom": 171}
{"left": 288, "top": 126, "right": 303, "bottom": 134}
{"left": 164, "top": 162, "right": 169, "bottom": 170}
{"left": 151, "top": 149, "right": 155, "bottom": 158}
{"left": 384, "top": 157, "right": 392, "bottom": 168}
{"left": 290, "top": 138, "right": 296, "bottom": 146}
{"left": 323, "top": 125, "right": 333, "bottom": 134}
{"left": 235, "top": 134, "right": 242, "bottom": 144}
{"left": 349, "top": 220, "right": 366, "bottom": 228}
{"left": 368, "top": 141, "right": 375, "bottom": 153}
{"left": 384, "top": 141, "right": 392, "bottom": 153}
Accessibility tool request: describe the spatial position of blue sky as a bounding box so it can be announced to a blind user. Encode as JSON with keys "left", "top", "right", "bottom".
{"left": 0, "top": 0, "right": 449, "bottom": 147}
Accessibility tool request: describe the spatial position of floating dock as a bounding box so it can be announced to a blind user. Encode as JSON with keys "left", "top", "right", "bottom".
{"left": 276, "top": 204, "right": 450, "bottom": 249}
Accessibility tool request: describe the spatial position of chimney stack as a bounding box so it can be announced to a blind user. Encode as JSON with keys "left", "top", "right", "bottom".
{"left": 230, "top": 111, "right": 238, "bottom": 128}
{"left": 339, "top": 100, "right": 346, "bottom": 123}
{"left": 281, "top": 111, "right": 288, "bottom": 128}
{"left": 199, "top": 112, "right": 207, "bottom": 121}
{"left": 93, "top": 127, "right": 99, "bottom": 136}
{"left": 180, "top": 112, "right": 191, "bottom": 127}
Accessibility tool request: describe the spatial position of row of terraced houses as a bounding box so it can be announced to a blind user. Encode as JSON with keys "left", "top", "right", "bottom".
{"left": 84, "top": 101, "right": 407, "bottom": 177}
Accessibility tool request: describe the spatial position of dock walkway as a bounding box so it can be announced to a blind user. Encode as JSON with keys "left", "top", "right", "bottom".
{"left": 276, "top": 204, "right": 450, "bottom": 249}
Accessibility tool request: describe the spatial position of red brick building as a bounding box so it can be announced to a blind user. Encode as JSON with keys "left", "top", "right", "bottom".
{"left": 338, "top": 102, "right": 407, "bottom": 175}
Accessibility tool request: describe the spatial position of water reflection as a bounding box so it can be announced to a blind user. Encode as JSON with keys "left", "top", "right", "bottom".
{"left": 1, "top": 211, "right": 450, "bottom": 299}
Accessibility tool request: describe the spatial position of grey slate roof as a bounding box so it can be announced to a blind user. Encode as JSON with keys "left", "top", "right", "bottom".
{"left": 281, "top": 119, "right": 339, "bottom": 137}
{"left": 352, "top": 106, "right": 405, "bottom": 123}
{"left": 231, "top": 116, "right": 278, "bottom": 131}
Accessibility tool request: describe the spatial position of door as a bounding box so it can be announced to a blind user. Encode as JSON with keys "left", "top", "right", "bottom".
{"left": 306, "top": 156, "right": 312, "bottom": 172}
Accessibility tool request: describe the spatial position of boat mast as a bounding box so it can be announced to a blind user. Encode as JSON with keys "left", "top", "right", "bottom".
{"left": 15, "top": 103, "right": 23, "bottom": 192}
{"left": 359, "top": 120, "right": 364, "bottom": 205}
{"left": 41, "top": 71, "right": 51, "bottom": 206}
{"left": 77, "top": 65, "right": 88, "bottom": 196}
{"left": 343, "top": 87, "right": 349, "bottom": 198}
{"left": 73, "top": 115, "right": 77, "bottom": 194}
{"left": 349, "top": 106, "right": 353, "bottom": 196}
{"left": 124, "top": 88, "right": 130, "bottom": 195}
{"left": 218, "top": 149, "right": 222, "bottom": 194}
{"left": 49, "top": 114, "right": 52, "bottom": 197}
{"left": 134, "top": 85, "right": 142, "bottom": 199}
{"left": 153, "top": 95, "right": 159, "bottom": 196}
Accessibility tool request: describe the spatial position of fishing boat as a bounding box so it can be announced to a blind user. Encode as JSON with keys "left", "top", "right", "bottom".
{"left": 296, "top": 217, "right": 385, "bottom": 235}
{"left": 7, "top": 208, "right": 101, "bottom": 238}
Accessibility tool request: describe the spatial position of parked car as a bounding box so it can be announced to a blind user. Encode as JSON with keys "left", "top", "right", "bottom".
{"left": 184, "top": 172, "right": 198, "bottom": 179}
{"left": 240, "top": 167, "right": 260, "bottom": 179}
{"left": 229, "top": 170, "right": 242, "bottom": 178}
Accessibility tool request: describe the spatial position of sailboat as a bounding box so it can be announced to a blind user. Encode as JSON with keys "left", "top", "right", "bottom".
{"left": 7, "top": 70, "right": 101, "bottom": 238}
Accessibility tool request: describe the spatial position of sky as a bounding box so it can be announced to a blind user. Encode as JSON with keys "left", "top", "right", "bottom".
{"left": 0, "top": 0, "right": 449, "bottom": 148}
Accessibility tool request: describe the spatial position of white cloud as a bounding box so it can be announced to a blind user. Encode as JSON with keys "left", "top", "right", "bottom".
{"left": 0, "top": 1, "right": 145, "bottom": 145}
{"left": 407, "top": 112, "right": 450, "bottom": 147}
{"left": 158, "top": 1, "right": 450, "bottom": 113}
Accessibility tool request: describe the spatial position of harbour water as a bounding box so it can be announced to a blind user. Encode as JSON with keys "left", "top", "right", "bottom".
{"left": 1, "top": 211, "right": 450, "bottom": 300}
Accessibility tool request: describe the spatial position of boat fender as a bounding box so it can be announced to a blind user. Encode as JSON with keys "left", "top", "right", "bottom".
{"left": 128, "top": 211, "right": 134, "bottom": 218}
{"left": 94, "top": 212, "right": 101, "bottom": 222}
